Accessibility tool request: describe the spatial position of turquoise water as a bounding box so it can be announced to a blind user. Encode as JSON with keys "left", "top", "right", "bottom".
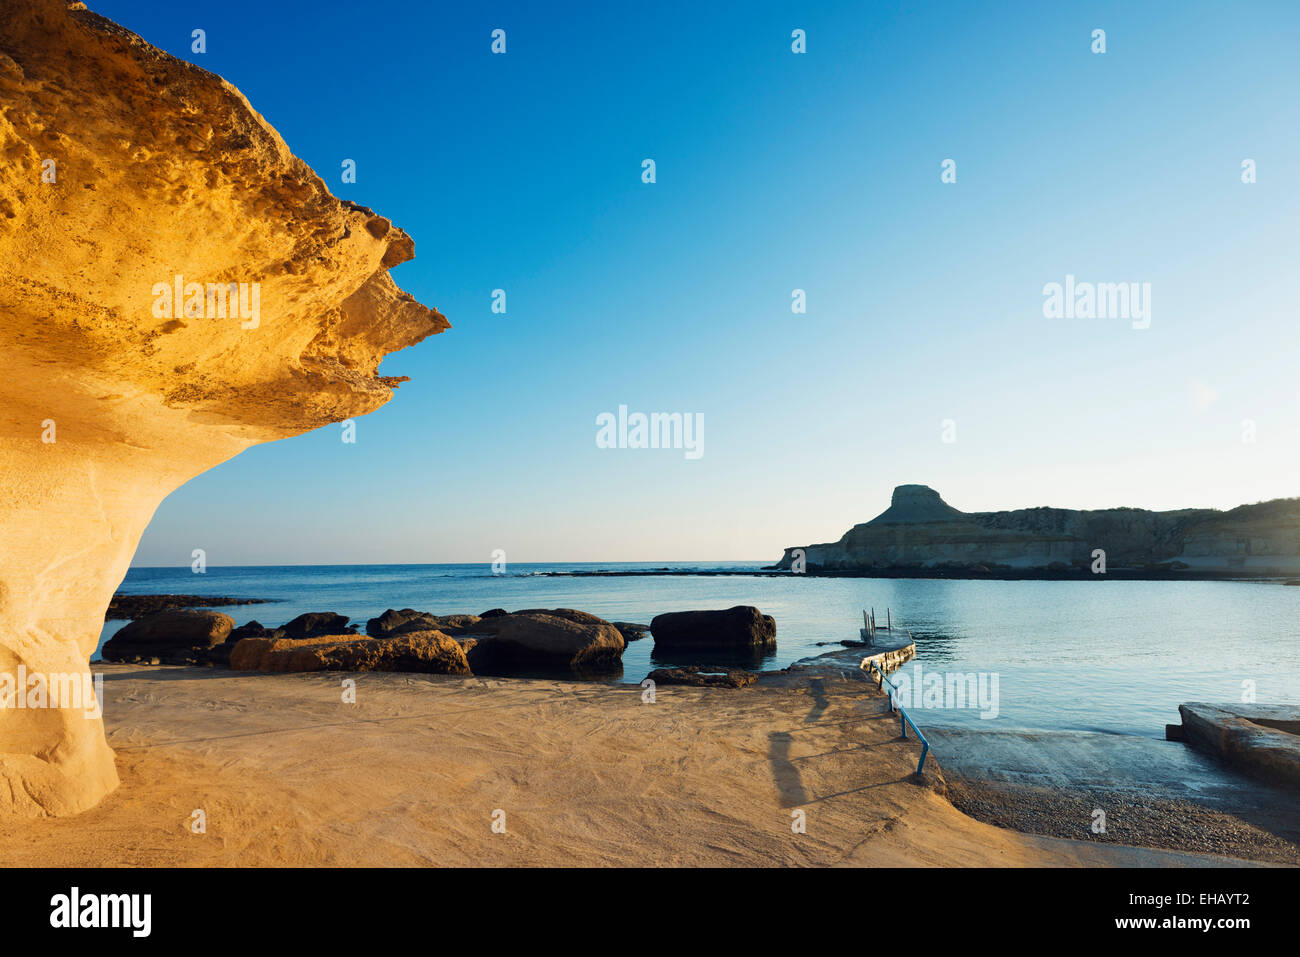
{"left": 100, "top": 563, "right": 1300, "bottom": 739}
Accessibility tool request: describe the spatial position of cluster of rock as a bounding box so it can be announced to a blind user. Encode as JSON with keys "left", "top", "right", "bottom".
{"left": 101, "top": 611, "right": 357, "bottom": 667}
{"left": 774, "top": 484, "right": 1300, "bottom": 576}
{"left": 103, "top": 607, "right": 639, "bottom": 677}
{"left": 100, "top": 604, "right": 780, "bottom": 685}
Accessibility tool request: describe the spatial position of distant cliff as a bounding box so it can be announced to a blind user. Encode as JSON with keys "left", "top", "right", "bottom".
{"left": 772, "top": 485, "right": 1300, "bottom": 577}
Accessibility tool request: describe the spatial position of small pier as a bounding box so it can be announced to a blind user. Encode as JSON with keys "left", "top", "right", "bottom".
{"left": 1170, "top": 702, "right": 1300, "bottom": 792}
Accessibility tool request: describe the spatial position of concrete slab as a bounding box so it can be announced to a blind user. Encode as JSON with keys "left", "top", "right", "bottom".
{"left": 1178, "top": 702, "right": 1300, "bottom": 791}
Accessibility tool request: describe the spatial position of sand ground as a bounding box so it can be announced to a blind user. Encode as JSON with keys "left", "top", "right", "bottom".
{"left": 0, "top": 664, "right": 1269, "bottom": 867}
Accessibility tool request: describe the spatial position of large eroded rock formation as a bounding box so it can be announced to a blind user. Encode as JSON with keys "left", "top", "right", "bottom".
{"left": 0, "top": 0, "right": 447, "bottom": 816}
{"left": 776, "top": 485, "right": 1300, "bottom": 575}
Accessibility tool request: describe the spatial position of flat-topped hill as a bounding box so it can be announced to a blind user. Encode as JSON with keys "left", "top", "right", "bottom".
{"left": 775, "top": 485, "right": 1300, "bottom": 576}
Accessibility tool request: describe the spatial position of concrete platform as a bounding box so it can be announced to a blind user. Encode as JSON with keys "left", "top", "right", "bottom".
{"left": 1176, "top": 702, "right": 1300, "bottom": 792}
{"left": 783, "top": 631, "right": 916, "bottom": 680}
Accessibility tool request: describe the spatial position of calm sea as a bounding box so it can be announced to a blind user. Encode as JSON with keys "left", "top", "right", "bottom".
{"left": 99, "top": 563, "right": 1300, "bottom": 739}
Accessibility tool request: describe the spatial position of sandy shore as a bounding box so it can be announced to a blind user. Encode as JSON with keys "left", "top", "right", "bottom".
{"left": 0, "top": 664, "right": 1269, "bottom": 867}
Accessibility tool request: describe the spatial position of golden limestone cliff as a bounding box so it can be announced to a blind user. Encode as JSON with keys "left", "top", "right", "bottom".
{"left": 0, "top": 0, "right": 448, "bottom": 816}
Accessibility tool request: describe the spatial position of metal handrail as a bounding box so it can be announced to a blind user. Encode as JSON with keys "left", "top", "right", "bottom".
{"left": 862, "top": 657, "right": 930, "bottom": 775}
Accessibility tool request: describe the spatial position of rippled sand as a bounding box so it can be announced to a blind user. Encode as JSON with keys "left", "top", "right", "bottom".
{"left": 0, "top": 665, "right": 1263, "bottom": 867}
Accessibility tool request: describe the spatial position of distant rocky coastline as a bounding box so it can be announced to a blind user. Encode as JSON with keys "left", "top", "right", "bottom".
{"left": 106, "top": 593, "right": 271, "bottom": 621}
{"left": 771, "top": 485, "right": 1300, "bottom": 578}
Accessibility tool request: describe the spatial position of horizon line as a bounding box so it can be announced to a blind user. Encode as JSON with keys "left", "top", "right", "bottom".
{"left": 125, "top": 559, "right": 773, "bottom": 570}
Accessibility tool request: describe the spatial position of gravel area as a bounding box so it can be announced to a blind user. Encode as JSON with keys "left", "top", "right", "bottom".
{"left": 945, "top": 777, "right": 1300, "bottom": 865}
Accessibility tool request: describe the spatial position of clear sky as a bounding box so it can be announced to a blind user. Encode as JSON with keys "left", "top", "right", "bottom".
{"left": 95, "top": 0, "right": 1300, "bottom": 565}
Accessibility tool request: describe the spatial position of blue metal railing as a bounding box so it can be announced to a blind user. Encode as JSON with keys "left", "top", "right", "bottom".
{"left": 862, "top": 657, "right": 931, "bottom": 775}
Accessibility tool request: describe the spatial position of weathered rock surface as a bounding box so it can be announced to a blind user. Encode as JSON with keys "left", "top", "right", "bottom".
{"left": 775, "top": 485, "right": 1300, "bottom": 575}
{"left": 467, "top": 609, "right": 624, "bottom": 675}
{"left": 424, "top": 614, "right": 486, "bottom": 636}
{"left": 649, "top": 606, "right": 777, "bottom": 651}
{"left": 0, "top": 0, "right": 447, "bottom": 816}
{"left": 230, "top": 631, "right": 470, "bottom": 675}
{"left": 204, "top": 620, "right": 284, "bottom": 665}
{"left": 99, "top": 610, "right": 234, "bottom": 663}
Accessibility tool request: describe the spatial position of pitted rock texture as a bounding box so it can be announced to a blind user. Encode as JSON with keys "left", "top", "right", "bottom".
{"left": 0, "top": 0, "right": 447, "bottom": 817}
{"left": 229, "top": 632, "right": 472, "bottom": 676}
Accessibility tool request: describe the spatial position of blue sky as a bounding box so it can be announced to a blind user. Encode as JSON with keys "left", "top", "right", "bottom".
{"left": 96, "top": 0, "right": 1300, "bottom": 564}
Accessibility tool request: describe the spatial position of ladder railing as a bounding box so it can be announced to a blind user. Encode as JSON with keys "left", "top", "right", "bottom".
{"left": 861, "top": 656, "right": 930, "bottom": 775}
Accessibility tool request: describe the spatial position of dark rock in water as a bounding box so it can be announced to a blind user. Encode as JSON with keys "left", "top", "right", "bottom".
{"left": 649, "top": 606, "right": 776, "bottom": 651}
{"left": 229, "top": 620, "right": 285, "bottom": 641}
{"left": 478, "top": 608, "right": 509, "bottom": 618}
{"left": 611, "top": 622, "right": 649, "bottom": 643}
{"left": 646, "top": 666, "right": 758, "bottom": 689}
{"left": 366, "top": 608, "right": 427, "bottom": 637}
{"left": 230, "top": 631, "right": 470, "bottom": 674}
{"left": 414, "top": 614, "right": 484, "bottom": 636}
{"left": 101, "top": 610, "right": 234, "bottom": 664}
{"left": 281, "top": 612, "right": 355, "bottom": 639}
{"left": 467, "top": 608, "right": 623, "bottom": 675}
{"left": 388, "top": 614, "right": 445, "bottom": 636}
{"left": 105, "top": 593, "right": 269, "bottom": 621}
{"left": 366, "top": 608, "right": 487, "bottom": 638}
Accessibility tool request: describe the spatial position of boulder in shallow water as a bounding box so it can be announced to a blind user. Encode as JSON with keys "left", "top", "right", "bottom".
{"left": 230, "top": 631, "right": 470, "bottom": 674}
{"left": 366, "top": 608, "right": 427, "bottom": 637}
{"left": 228, "top": 620, "right": 286, "bottom": 641}
{"left": 611, "top": 622, "right": 649, "bottom": 643}
{"left": 101, "top": 610, "right": 234, "bottom": 662}
{"left": 649, "top": 606, "right": 776, "bottom": 651}
{"left": 414, "top": 614, "right": 483, "bottom": 637}
{"left": 281, "top": 612, "right": 356, "bottom": 639}
{"left": 645, "top": 666, "right": 758, "bottom": 689}
{"left": 467, "top": 608, "right": 624, "bottom": 674}
{"left": 368, "top": 609, "right": 485, "bottom": 638}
